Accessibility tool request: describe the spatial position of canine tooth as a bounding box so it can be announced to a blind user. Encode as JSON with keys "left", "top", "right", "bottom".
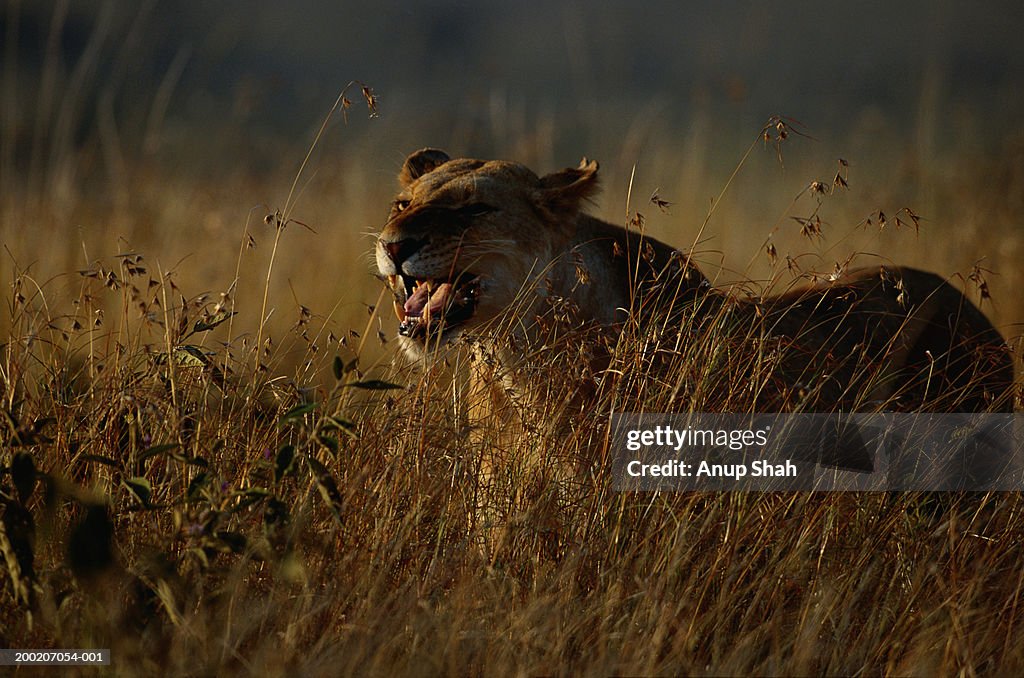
{"left": 388, "top": 274, "right": 397, "bottom": 287}
{"left": 393, "top": 300, "right": 406, "bottom": 321}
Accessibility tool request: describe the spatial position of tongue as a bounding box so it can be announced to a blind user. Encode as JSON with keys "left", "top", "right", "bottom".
{"left": 404, "top": 283, "right": 453, "bottom": 319}
{"left": 404, "top": 284, "right": 430, "bottom": 318}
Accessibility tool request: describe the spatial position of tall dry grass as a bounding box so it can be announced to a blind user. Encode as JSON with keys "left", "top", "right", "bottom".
{"left": 2, "top": 113, "right": 1023, "bottom": 675}
{"left": 2, "top": 8, "right": 1024, "bottom": 675}
{"left": 1, "top": 218, "right": 1023, "bottom": 675}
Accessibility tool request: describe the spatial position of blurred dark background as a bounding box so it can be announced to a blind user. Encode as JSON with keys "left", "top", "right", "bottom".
{"left": 7, "top": 0, "right": 1023, "bottom": 163}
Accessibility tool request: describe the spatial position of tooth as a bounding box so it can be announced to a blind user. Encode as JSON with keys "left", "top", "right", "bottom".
{"left": 393, "top": 300, "right": 406, "bottom": 321}
{"left": 388, "top": 274, "right": 397, "bottom": 288}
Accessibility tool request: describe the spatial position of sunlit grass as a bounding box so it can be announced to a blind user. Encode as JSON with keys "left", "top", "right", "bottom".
{"left": 2, "top": 12, "right": 1024, "bottom": 672}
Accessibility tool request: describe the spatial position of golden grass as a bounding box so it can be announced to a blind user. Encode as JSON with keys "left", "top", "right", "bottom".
{"left": 2, "top": 298, "right": 1024, "bottom": 675}
{"left": 2, "top": 61, "right": 1024, "bottom": 675}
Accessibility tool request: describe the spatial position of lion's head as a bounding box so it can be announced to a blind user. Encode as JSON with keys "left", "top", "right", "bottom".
{"left": 375, "top": 148, "right": 601, "bottom": 361}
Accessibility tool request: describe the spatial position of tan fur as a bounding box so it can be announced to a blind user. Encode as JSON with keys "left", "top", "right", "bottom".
{"left": 376, "top": 148, "right": 1015, "bottom": 416}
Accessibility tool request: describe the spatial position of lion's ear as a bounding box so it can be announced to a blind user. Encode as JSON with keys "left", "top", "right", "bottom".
{"left": 399, "top": 148, "right": 451, "bottom": 186}
{"left": 536, "top": 157, "right": 600, "bottom": 215}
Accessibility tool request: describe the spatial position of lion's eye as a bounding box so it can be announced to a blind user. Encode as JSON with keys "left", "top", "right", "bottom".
{"left": 394, "top": 199, "right": 411, "bottom": 213}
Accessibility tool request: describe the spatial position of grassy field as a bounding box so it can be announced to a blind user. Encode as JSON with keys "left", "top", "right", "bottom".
{"left": 3, "top": 11, "right": 1024, "bottom": 673}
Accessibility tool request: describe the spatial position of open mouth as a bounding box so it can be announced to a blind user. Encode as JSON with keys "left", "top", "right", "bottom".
{"left": 388, "top": 271, "right": 480, "bottom": 340}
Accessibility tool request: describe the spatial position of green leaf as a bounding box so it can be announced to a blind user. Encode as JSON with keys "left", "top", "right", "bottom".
{"left": 138, "top": 443, "right": 180, "bottom": 462}
{"left": 323, "top": 416, "right": 356, "bottom": 431}
{"left": 275, "top": 445, "right": 296, "bottom": 482}
{"left": 228, "top": 487, "right": 270, "bottom": 513}
{"left": 264, "top": 498, "right": 290, "bottom": 529}
{"left": 190, "top": 547, "right": 210, "bottom": 570}
{"left": 333, "top": 356, "right": 358, "bottom": 380}
{"left": 124, "top": 477, "right": 153, "bottom": 506}
{"left": 192, "top": 310, "right": 237, "bottom": 333}
{"left": 215, "top": 530, "right": 247, "bottom": 554}
{"left": 186, "top": 472, "right": 210, "bottom": 501}
{"left": 323, "top": 416, "right": 359, "bottom": 439}
{"left": 341, "top": 379, "right": 403, "bottom": 390}
{"left": 317, "top": 434, "right": 339, "bottom": 456}
{"left": 173, "top": 345, "right": 211, "bottom": 367}
{"left": 280, "top": 402, "right": 318, "bottom": 423}
{"left": 79, "top": 454, "right": 122, "bottom": 468}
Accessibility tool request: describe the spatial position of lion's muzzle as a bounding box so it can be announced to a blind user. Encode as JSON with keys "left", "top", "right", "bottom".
{"left": 378, "top": 236, "right": 481, "bottom": 341}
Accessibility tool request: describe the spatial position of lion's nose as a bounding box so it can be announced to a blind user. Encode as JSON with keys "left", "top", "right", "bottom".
{"left": 381, "top": 237, "right": 427, "bottom": 268}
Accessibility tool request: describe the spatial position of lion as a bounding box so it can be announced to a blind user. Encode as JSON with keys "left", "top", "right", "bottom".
{"left": 375, "top": 147, "right": 1014, "bottom": 418}
{"left": 375, "top": 148, "right": 1016, "bottom": 552}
